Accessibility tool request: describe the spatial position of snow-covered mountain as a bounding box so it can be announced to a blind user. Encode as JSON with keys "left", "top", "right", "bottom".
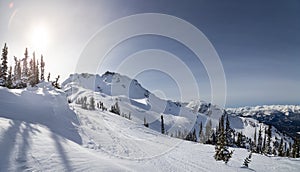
{"left": 0, "top": 80, "right": 299, "bottom": 171}
{"left": 227, "top": 105, "right": 300, "bottom": 138}
{"left": 62, "top": 72, "right": 293, "bottom": 146}
{"left": 0, "top": 72, "right": 299, "bottom": 171}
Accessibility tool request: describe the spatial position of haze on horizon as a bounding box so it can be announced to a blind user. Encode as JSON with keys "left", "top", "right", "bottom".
{"left": 0, "top": 0, "right": 299, "bottom": 107}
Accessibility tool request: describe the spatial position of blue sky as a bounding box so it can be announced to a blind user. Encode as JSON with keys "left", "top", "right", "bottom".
{"left": 0, "top": 0, "right": 299, "bottom": 107}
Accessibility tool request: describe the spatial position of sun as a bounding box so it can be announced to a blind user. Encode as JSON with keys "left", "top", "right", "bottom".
{"left": 30, "top": 24, "right": 50, "bottom": 53}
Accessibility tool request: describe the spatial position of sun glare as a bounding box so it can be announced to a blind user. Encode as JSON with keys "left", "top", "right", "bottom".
{"left": 30, "top": 24, "right": 50, "bottom": 53}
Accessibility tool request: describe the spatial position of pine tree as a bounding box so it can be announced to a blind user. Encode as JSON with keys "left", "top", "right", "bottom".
{"left": 22, "top": 48, "right": 29, "bottom": 79}
{"left": 29, "top": 52, "right": 37, "bottom": 86}
{"left": 0, "top": 43, "right": 8, "bottom": 86}
{"left": 199, "top": 122, "right": 205, "bottom": 143}
{"left": 7, "top": 66, "right": 13, "bottom": 88}
{"left": 35, "top": 59, "right": 39, "bottom": 84}
{"left": 192, "top": 128, "right": 197, "bottom": 142}
{"left": 82, "top": 96, "right": 88, "bottom": 109}
{"left": 89, "top": 97, "right": 95, "bottom": 110}
{"left": 278, "top": 138, "right": 284, "bottom": 156}
{"left": 144, "top": 116, "right": 149, "bottom": 127}
{"left": 214, "top": 115, "right": 233, "bottom": 164}
{"left": 257, "top": 125, "right": 263, "bottom": 154}
{"left": 161, "top": 115, "right": 165, "bottom": 134}
{"left": 205, "top": 119, "right": 212, "bottom": 144}
{"left": 40, "top": 55, "right": 45, "bottom": 81}
{"left": 47, "top": 72, "right": 50, "bottom": 82}
{"left": 262, "top": 128, "right": 267, "bottom": 154}
{"left": 225, "top": 112, "right": 234, "bottom": 146}
{"left": 252, "top": 127, "right": 257, "bottom": 152}
{"left": 110, "top": 101, "right": 120, "bottom": 115}
{"left": 265, "top": 125, "right": 272, "bottom": 154}
{"left": 243, "top": 152, "right": 252, "bottom": 168}
{"left": 52, "top": 75, "right": 60, "bottom": 88}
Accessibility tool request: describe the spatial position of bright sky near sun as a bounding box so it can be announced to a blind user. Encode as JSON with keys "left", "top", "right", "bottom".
{"left": 0, "top": 0, "right": 299, "bottom": 107}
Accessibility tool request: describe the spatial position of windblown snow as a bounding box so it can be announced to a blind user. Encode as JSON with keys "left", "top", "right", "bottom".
{"left": 0, "top": 73, "right": 299, "bottom": 171}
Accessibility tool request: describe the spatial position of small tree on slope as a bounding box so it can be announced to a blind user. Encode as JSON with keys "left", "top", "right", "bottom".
{"left": 243, "top": 152, "right": 252, "bottom": 168}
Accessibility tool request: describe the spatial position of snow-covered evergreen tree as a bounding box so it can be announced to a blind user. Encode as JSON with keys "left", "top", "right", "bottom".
{"left": 0, "top": 43, "right": 8, "bottom": 86}
{"left": 214, "top": 115, "right": 233, "bottom": 164}
{"left": 89, "top": 97, "right": 95, "bottom": 110}
{"left": 205, "top": 119, "right": 212, "bottom": 144}
{"left": 257, "top": 126, "right": 263, "bottom": 154}
{"left": 40, "top": 55, "right": 45, "bottom": 81}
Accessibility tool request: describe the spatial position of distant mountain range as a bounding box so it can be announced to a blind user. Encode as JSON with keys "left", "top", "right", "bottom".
{"left": 227, "top": 105, "right": 300, "bottom": 139}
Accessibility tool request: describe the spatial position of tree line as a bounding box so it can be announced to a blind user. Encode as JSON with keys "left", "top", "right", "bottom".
{"left": 0, "top": 43, "right": 60, "bottom": 89}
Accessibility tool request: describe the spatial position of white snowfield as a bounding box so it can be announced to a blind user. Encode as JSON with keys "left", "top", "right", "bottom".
{"left": 0, "top": 76, "right": 299, "bottom": 171}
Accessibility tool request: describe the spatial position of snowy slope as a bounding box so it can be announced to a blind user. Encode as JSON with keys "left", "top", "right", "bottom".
{"left": 0, "top": 82, "right": 300, "bottom": 171}
{"left": 63, "top": 73, "right": 293, "bottom": 147}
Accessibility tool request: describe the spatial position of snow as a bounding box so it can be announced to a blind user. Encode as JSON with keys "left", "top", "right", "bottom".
{"left": 0, "top": 75, "right": 299, "bottom": 171}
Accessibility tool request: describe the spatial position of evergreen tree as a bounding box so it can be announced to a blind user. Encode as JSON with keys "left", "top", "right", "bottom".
{"left": 35, "top": 60, "right": 39, "bottom": 84}
{"left": 257, "top": 125, "right": 263, "bottom": 153}
{"left": 262, "top": 128, "right": 267, "bottom": 154}
{"left": 214, "top": 115, "right": 233, "bottom": 164}
{"left": 52, "top": 75, "right": 60, "bottom": 88}
{"left": 22, "top": 48, "right": 29, "bottom": 79}
{"left": 29, "top": 52, "right": 36, "bottom": 86}
{"left": 161, "top": 115, "right": 165, "bottom": 134}
{"left": 278, "top": 138, "right": 284, "bottom": 156}
{"left": 7, "top": 66, "right": 13, "bottom": 88}
{"left": 81, "top": 96, "right": 88, "bottom": 109}
{"left": 110, "top": 100, "right": 120, "bottom": 115}
{"left": 266, "top": 125, "right": 272, "bottom": 154}
{"left": 252, "top": 127, "right": 257, "bottom": 152}
{"left": 291, "top": 140, "right": 299, "bottom": 158}
{"left": 225, "top": 112, "right": 234, "bottom": 146}
{"left": 47, "top": 72, "right": 50, "bottom": 82}
{"left": 89, "top": 97, "right": 95, "bottom": 110}
{"left": 40, "top": 55, "right": 45, "bottom": 81}
{"left": 205, "top": 119, "right": 212, "bottom": 143}
{"left": 0, "top": 43, "right": 8, "bottom": 86}
{"left": 243, "top": 152, "right": 252, "bottom": 168}
{"left": 192, "top": 128, "right": 197, "bottom": 142}
{"left": 144, "top": 116, "right": 149, "bottom": 127}
{"left": 199, "top": 122, "right": 205, "bottom": 143}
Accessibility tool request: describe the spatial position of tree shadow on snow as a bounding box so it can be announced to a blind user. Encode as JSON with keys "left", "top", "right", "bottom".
{"left": 16, "top": 123, "right": 40, "bottom": 171}
{"left": 51, "top": 132, "right": 73, "bottom": 171}
{"left": 0, "top": 120, "right": 21, "bottom": 171}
